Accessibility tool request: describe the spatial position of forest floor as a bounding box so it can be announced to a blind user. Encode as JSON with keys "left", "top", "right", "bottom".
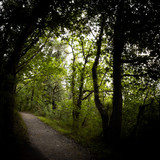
{"left": 20, "top": 112, "right": 92, "bottom": 160}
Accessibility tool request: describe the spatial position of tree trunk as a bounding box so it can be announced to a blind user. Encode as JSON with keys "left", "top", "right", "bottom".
{"left": 0, "top": 0, "right": 55, "bottom": 151}
{"left": 72, "top": 42, "right": 89, "bottom": 130}
{"left": 132, "top": 98, "right": 154, "bottom": 138}
{"left": 108, "top": 0, "right": 124, "bottom": 144}
{"left": 108, "top": 37, "right": 123, "bottom": 143}
{"left": 92, "top": 66, "right": 109, "bottom": 139}
{"left": 92, "top": 17, "right": 109, "bottom": 139}
{"left": 71, "top": 54, "right": 79, "bottom": 129}
{"left": 0, "top": 8, "right": 39, "bottom": 144}
{"left": 131, "top": 105, "right": 145, "bottom": 138}
{"left": 0, "top": 60, "right": 17, "bottom": 147}
{"left": 31, "top": 85, "right": 35, "bottom": 108}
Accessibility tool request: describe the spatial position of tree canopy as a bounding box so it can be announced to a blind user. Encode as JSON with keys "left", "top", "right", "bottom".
{"left": 0, "top": 0, "right": 160, "bottom": 159}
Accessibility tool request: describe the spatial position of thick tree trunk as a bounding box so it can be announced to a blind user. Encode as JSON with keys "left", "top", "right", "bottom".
{"left": 0, "top": 9, "right": 36, "bottom": 144}
{"left": 109, "top": 37, "right": 123, "bottom": 143}
{"left": 0, "top": 62, "right": 17, "bottom": 147}
{"left": 108, "top": 0, "right": 124, "bottom": 143}
{"left": 0, "top": 0, "right": 55, "bottom": 151}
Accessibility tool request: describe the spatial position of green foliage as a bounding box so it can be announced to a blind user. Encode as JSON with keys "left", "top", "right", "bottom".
{"left": 38, "top": 111, "right": 119, "bottom": 160}
{"left": 38, "top": 116, "right": 72, "bottom": 135}
{"left": 52, "top": 100, "right": 73, "bottom": 121}
{"left": 13, "top": 1, "right": 160, "bottom": 158}
{"left": 122, "top": 77, "right": 160, "bottom": 138}
{"left": 16, "top": 36, "right": 67, "bottom": 115}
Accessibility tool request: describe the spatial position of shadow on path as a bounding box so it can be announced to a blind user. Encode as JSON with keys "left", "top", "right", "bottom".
{"left": 20, "top": 112, "right": 91, "bottom": 160}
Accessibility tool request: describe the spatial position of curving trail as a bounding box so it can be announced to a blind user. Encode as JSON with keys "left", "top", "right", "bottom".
{"left": 20, "top": 112, "right": 92, "bottom": 160}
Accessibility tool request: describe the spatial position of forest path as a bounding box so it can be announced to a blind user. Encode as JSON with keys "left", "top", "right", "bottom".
{"left": 20, "top": 112, "right": 91, "bottom": 160}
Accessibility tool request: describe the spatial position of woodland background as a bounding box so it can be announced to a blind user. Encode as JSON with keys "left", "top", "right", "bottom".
{"left": 0, "top": 0, "right": 160, "bottom": 159}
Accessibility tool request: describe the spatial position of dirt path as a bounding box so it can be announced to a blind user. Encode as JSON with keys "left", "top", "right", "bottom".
{"left": 20, "top": 112, "right": 92, "bottom": 160}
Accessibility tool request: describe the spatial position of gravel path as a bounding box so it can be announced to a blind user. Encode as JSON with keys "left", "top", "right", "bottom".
{"left": 20, "top": 112, "right": 92, "bottom": 160}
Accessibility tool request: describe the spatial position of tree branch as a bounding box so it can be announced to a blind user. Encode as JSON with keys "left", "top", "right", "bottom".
{"left": 16, "top": 31, "right": 51, "bottom": 74}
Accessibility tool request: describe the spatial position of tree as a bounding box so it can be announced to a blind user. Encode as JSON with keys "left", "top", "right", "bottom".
{"left": 0, "top": 0, "right": 83, "bottom": 146}
{"left": 66, "top": 32, "right": 94, "bottom": 129}
{"left": 16, "top": 36, "right": 67, "bottom": 115}
{"left": 108, "top": 0, "right": 124, "bottom": 143}
{"left": 92, "top": 16, "right": 110, "bottom": 140}
{"left": 86, "top": 0, "right": 160, "bottom": 143}
{"left": 111, "top": 0, "right": 160, "bottom": 143}
{"left": 0, "top": 0, "right": 54, "bottom": 145}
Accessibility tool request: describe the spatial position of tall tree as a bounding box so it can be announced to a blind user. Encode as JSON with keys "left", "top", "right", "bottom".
{"left": 0, "top": 0, "right": 82, "bottom": 146}
{"left": 86, "top": 0, "right": 160, "bottom": 143}
{"left": 0, "top": 0, "right": 53, "bottom": 145}
{"left": 108, "top": 0, "right": 124, "bottom": 143}
{"left": 92, "top": 16, "right": 110, "bottom": 139}
{"left": 67, "top": 33, "right": 93, "bottom": 129}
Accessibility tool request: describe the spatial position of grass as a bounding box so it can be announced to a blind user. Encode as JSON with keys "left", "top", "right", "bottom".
{"left": 37, "top": 116, "right": 118, "bottom": 160}
{"left": 13, "top": 111, "right": 29, "bottom": 144}
{"left": 38, "top": 115, "right": 160, "bottom": 160}
{"left": 38, "top": 116, "right": 72, "bottom": 135}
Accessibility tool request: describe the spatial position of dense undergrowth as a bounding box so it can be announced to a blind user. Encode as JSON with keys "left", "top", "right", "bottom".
{"left": 36, "top": 105, "right": 160, "bottom": 160}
